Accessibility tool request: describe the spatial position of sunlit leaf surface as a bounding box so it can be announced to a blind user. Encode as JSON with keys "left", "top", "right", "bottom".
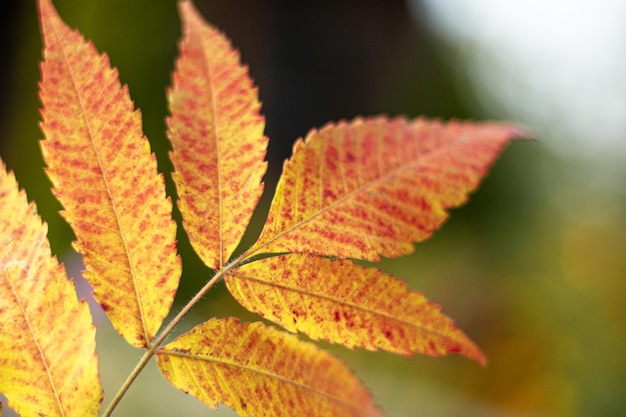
{"left": 157, "top": 317, "right": 383, "bottom": 417}
{"left": 38, "top": 0, "right": 180, "bottom": 347}
{"left": 252, "top": 116, "right": 526, "bottom": 260}
{"left": 169, "top": 0, "right": 267, "bottom": 269}
{"left": 228, "top": 253, "right": 486, "bottom": 364}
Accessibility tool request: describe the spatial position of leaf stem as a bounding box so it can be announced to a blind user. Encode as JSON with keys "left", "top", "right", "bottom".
{"left": 101, "top": 256, "right": 243, "bottom": 417}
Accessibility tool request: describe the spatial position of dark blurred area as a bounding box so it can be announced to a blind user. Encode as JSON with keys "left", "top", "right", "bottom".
{"left": 1, "top": 1, "right": 624, "bottom": 417}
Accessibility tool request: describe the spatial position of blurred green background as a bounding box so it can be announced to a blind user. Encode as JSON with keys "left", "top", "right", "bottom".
{"left": 1, "top": 1, "right": 624, "bottom": 416}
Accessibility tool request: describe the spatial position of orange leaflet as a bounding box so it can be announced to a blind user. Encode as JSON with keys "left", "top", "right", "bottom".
{"left": 250, "top": 116, "right": 527, "bottom": 261}
{"left": 227, "top": 254, "right": 486, "bottom": 364}
{"left": 156, "top": 317, "right": 383, "bottom": 417}
{"left": 168, "top": 0, "right": 268, "bottom": 269}
{"left": 0, "top": 162, "right": 102, "bottom": 417}
{"left": 38, "top": 0, "right": 180, "bottom": 348}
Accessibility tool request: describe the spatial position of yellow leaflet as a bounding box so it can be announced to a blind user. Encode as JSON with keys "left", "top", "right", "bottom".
{"left": 0, "top": 161, "right": 102, "bottom": 417}
{"left": 157, "top": 317, "right": 383, "bottom": 417}
{"left": 228, "top": 253, "right": 486, "bottom": 364}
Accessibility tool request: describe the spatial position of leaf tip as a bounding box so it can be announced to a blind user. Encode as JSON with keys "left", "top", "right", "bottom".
{"left": 467, "top": 345, "right": 488, "bottom": 367}
{"left": 38, "top": 0, "right": 62, "bottom": 37}
{"left": 449, "top": 333, "right": 488, "bottom": 366}
{"left": 489, "top": 121, "right": 534, "bottom": 142}
{"left": 178, "top": 0, "right": 204, "bottom": 28}
{"left": 37, "top": 0, "right": 53, "bottom": 15}
{"left": 509, "top": 123, "right": 534, "bottom": 141}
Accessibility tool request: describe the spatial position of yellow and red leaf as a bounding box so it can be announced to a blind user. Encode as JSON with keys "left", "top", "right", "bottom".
{"left": 251, "top": 116, "right": 526, "bottom": 261}
{"left": 227, "top": 254, "right": 486, "bottom": 364}
{"left": 168, "top": 0, "right": 268, "bottom": 269}
{"left": 156, "top": 317, "right": 383, "bottom": 417}
{"left": 0, "top": 161, "right": 102, "bottom": 417}
{"left": 38, "top": 0, "right": 180, "bottom": 347}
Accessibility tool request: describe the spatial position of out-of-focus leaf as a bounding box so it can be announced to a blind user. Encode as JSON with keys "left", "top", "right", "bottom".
{"left": 0, "top": 161, "right": 102, "bottom": 417}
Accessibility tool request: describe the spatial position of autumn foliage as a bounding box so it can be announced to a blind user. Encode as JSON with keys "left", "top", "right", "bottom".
{"left": 0, "top": 0, "right": 527, "bottom": 416}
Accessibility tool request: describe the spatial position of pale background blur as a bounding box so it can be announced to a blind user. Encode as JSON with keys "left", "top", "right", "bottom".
{"left": 0, "top": 1, "right": 624, "bottom": 416}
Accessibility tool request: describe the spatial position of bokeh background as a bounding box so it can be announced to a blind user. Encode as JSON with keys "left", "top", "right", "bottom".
{"left": 1, "top": 0, "right": 624, "bottom": 416}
